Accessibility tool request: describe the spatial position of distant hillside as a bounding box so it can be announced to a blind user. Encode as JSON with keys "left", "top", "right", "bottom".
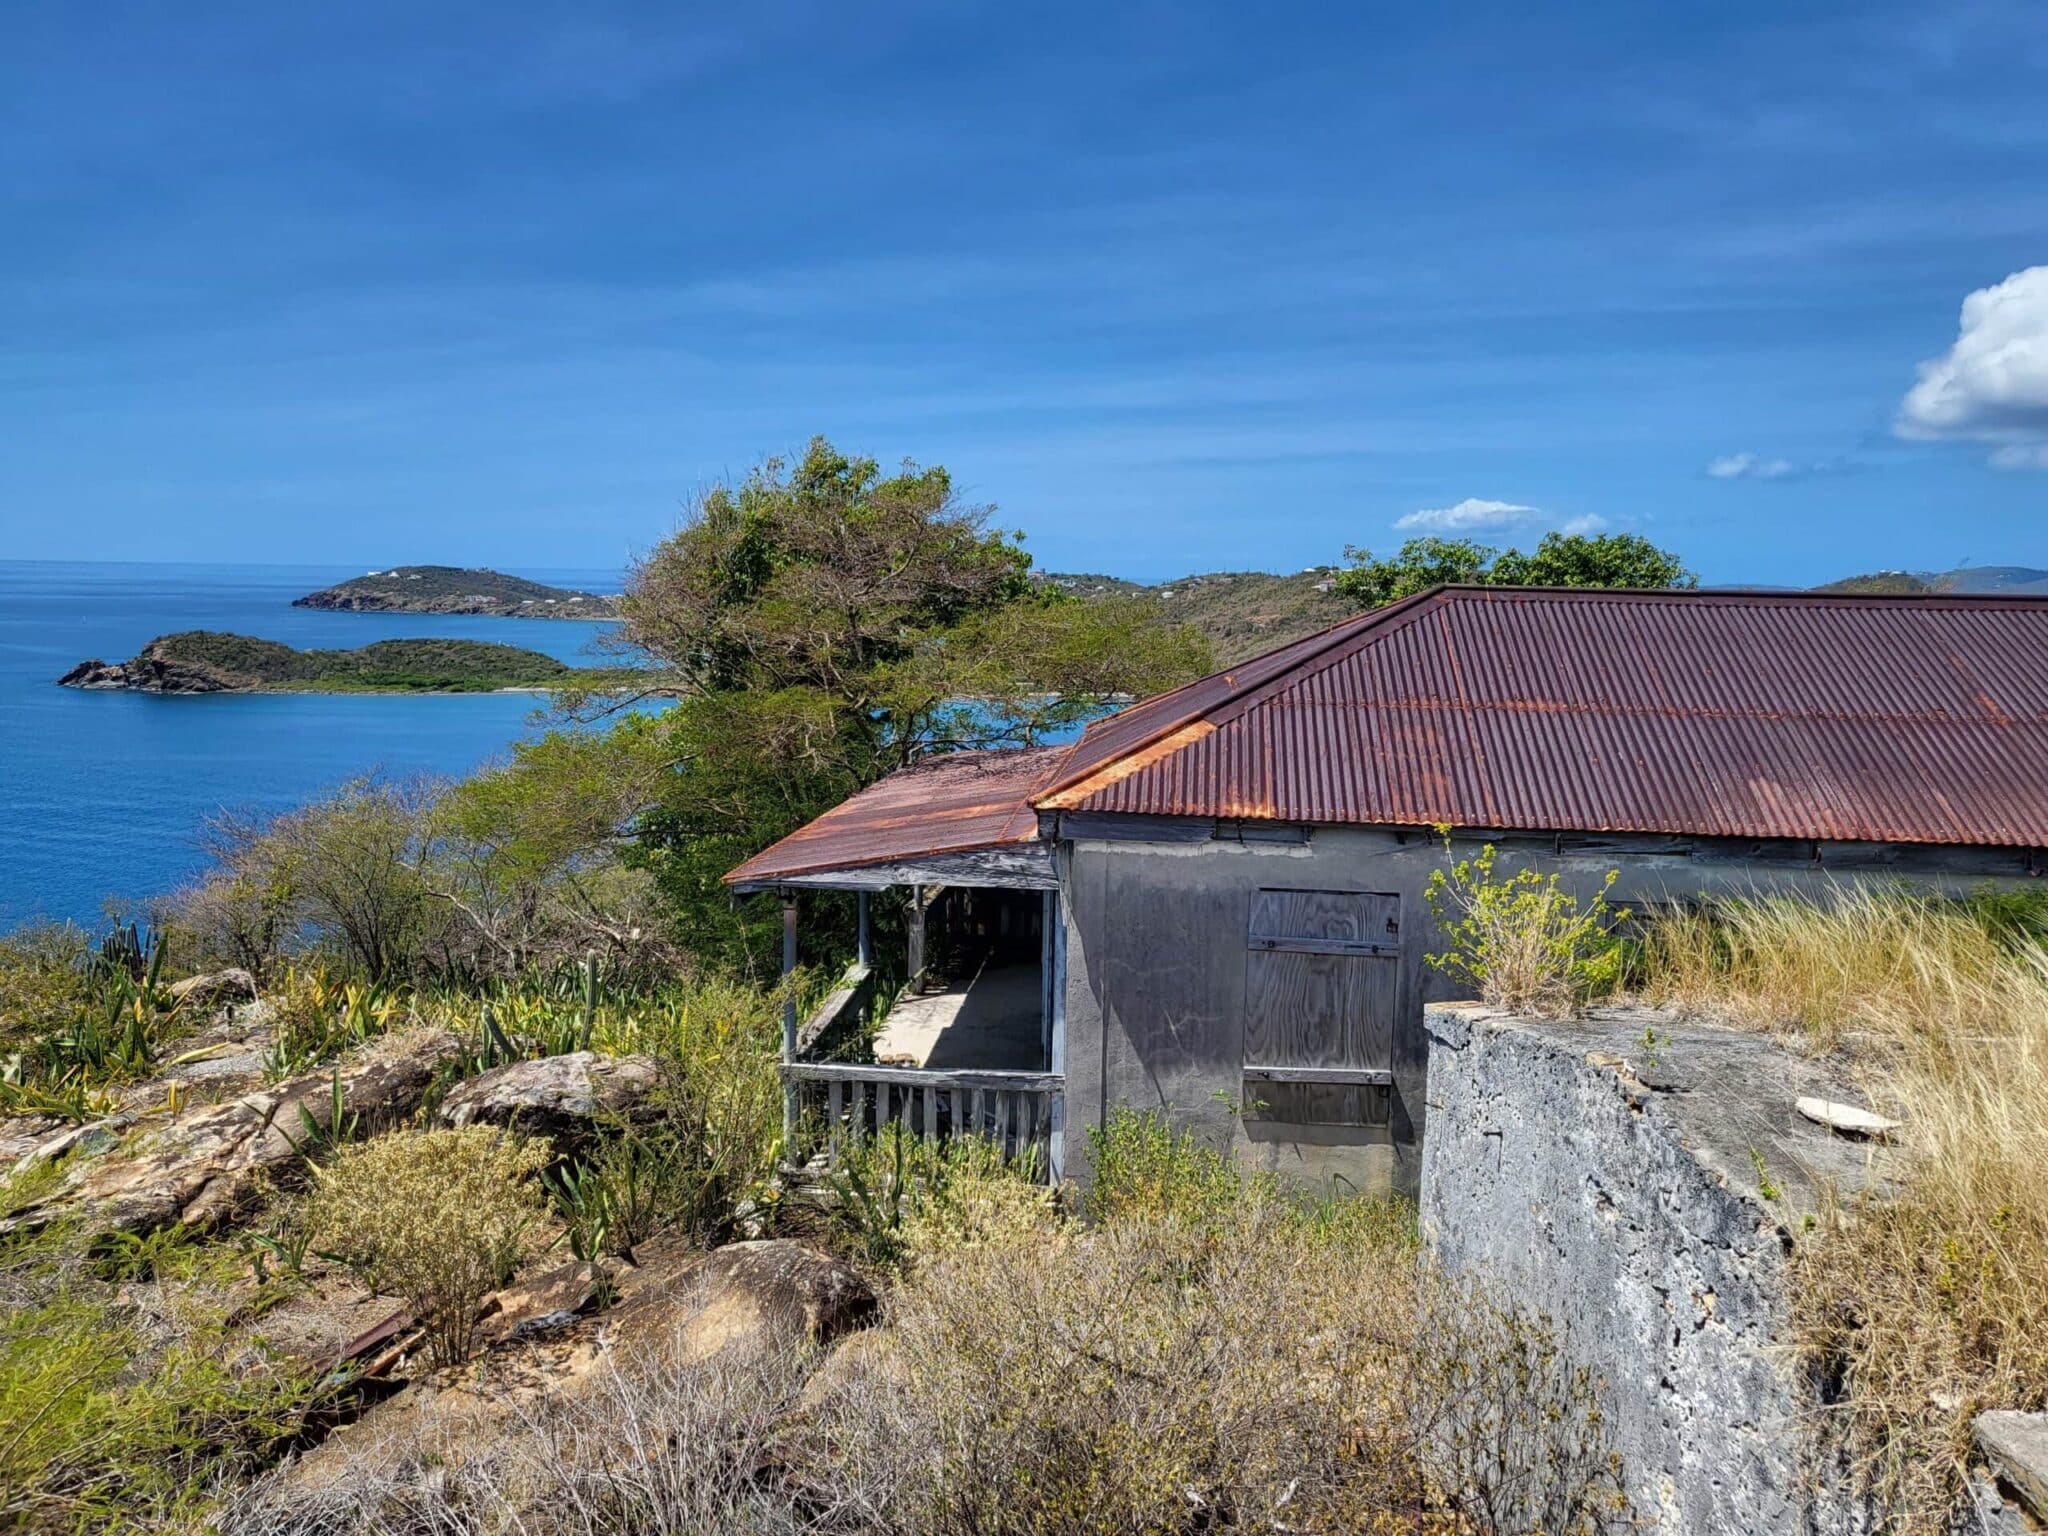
{"left": 1815, "top": 565, "right": 2048, "bottom": 596}
{"left": 58, "top": 632, "right": 625, "bottom": 694}
{"left": 295, "top": 566, "right": 621, "bottom": 620}
{"left": 1046, "top": 568, "right": 1350, "bottom": 665}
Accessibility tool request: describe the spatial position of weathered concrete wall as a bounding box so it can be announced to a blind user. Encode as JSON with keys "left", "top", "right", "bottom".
{"left": 1420, "top": 1002, "right": 1883, "bottom": 1534}
{"left": 1055, "top": 822, "right": 2027, "bottom": 1196}
{"left": 1420, "top": 1003, "right": 2048, "bottom": 1536}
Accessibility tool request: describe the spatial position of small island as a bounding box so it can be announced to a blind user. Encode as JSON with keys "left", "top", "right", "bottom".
{"left": 293, "top": 565, "right": 622, "bottom": 619}
{"left": 58, "top": 631, "right": 628, "bottom": 695}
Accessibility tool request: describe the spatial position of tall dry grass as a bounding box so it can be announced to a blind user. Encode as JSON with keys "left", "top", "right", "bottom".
{"left": 1635, "top": 886, "right": 2048, "bottom": 1534}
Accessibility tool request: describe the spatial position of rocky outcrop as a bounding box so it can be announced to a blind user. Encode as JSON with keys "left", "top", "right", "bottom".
{"left": 247, "top": 1236, "right": 873, "bottom": 1515}
{"left": 437, "top": 1051, "right": 660, "bottom": 1140}
{"left": 1421, "top": 1002, "right": 1887, "bottom": 1536}
{"left": 1975, "top": 1412, "right": 2048, "bottom": 1528}
{"left": 3, "top": 1028, "right": 460, "bottom": 1238}
{"left": 57, "top": 644, "right": 232, "bottom": 692}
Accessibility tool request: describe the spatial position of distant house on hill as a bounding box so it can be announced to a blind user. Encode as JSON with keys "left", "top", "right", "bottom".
{"left": 728, "top": 586, "right": 2048, "bottom": 1192}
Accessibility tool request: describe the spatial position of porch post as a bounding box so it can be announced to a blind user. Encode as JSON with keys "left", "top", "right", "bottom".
{"left": 857, "top": 890, "right": 872, "bottom": 969}
{"left": 1046, "top": 887, "right": 1066, "bottom": 1183}
{"left": 781, "top": 895, "right": 799, "bottom": 1152}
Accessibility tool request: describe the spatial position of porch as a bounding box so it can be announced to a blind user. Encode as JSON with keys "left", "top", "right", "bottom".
{"left": 774, "top": 882, "right": 1066, "bottom": 1175}
{"left": 725, "top": 748, "right": 1074, "bottom": 1180}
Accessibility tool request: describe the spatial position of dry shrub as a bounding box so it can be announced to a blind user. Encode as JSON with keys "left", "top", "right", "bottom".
{"left": 221, "top": 1176, "right": 1625, "bottom": 1536}
{"left": 306, "top": 1125, "right": 553, "bottom": 1365}
{"left": 1636, "top": 887, "right": 2048, "bottom": 1534}
{"left": 224, "top": 1341, "right": 812, "bottom": 1536}
{"left": 802, "top": 1198, "right": 1630, "bottom": 1536}
{"left": 897, "top": 1136, "right": 1065, "bottom": 1262}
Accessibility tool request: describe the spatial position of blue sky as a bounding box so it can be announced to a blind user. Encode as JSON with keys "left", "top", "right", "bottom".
{"left": 3, "top": 2, "right": 2045, "bottom": 585}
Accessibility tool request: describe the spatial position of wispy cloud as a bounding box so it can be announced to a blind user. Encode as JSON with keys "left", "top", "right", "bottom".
{"left": 1897, "top": 265, "right": 2048, "bottom": 469}
{"left": 1705, "top": 451, "right": 1800, "bottom": 480}
{"left": 1394, "top": 498, "right": 1607, "bottom": 538}
{"left": 1396, "top": 497, "right": 1539, "bottom": 532}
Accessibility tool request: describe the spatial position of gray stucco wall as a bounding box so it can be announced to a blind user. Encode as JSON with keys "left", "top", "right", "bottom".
{"left": 1054, "top": 822, "right": 2032, "bottom": 1196}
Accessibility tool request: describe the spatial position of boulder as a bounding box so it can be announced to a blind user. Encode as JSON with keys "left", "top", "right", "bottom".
{"left": 437, "top": 1051, "right": 660, "bottom": 1140}
{"left": 621, "top": 1238, "right": 877, "bottom": 1365}
{"left": 243, "top": 1237, "right": 870, "bottom": 1515}
{"left": 1, "top": 1028, "right": 460, "bottom": 1239}
{"left": 475, "top": 1259, "right": 609, "bottom": 1347}
{"left": 11, "top": 1114, "right": 135, "bottom": 1173}
{"left": 168, "top": 967, "right": 259, "bottom": 1010}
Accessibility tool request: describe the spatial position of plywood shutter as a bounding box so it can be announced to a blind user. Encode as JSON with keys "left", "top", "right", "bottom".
{"left": 1243, "top": 888, "right": 1399, "bottom": 1125}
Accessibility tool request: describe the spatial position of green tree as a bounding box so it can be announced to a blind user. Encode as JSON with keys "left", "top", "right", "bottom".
{"left": 607, "top": 438, "right": 1210, "bottom": 969}
{"left": 1335, "top": 531, "right": 1696, "bottom": 608}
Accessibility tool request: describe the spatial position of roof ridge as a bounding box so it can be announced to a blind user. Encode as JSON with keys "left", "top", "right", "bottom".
{"left": 1439, "top": 583, "right": 2048, "bottom": 606}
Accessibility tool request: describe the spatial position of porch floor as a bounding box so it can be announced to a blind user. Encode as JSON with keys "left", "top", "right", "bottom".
{"left": 872, "top": 961, "right": 1044, "bottom": 1071}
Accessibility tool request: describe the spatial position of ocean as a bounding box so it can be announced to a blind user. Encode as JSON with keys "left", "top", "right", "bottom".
{"left": 0, "top": 561, "right": 625, "bottom": 933}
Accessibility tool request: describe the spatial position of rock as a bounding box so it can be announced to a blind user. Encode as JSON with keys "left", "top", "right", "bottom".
{"left": 437, "top": 1051, "right": 660, "bottom": 1140}
{"left": 1794, "top": 1096, "right": 1901, "bottom": 1139}
{"left": 614, "top": 1238, "right": 877, "bottom": 1366}
{"left": 12, "top": 1114, "right": 135, "bottom": 1172}
{"left": 56, "top": 644, "right": 233, "bottom": 693}
{"left": 799, "top": 1325, "right": 904, "bottom": 1411}
{"left": 1, "top": 1028, "right": 460, "bottom": 1239}
{"left": 1975, "top": 1411, "right": 2048, "bottom": 1522}
{"left": 475, "top": 1260, "right": 609, "bottom": 1346}
{"left": 168, "top": 967, "right": 259, "bottom": 1009}
{"left": 246, "top": 1237, "right": 869, "bottom": 1514}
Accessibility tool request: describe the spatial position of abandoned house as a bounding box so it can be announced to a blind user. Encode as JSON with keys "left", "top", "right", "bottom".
{"left": 726, "top": 585, "right": 2048, "bottom": 1193}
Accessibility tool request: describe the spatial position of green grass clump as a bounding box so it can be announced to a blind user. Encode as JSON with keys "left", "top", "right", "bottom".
{"left": 0, "top": 1216, "right": 322, "bottom": 1532}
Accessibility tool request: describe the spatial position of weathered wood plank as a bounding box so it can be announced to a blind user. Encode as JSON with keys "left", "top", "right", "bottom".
{"left": 1242, "top": 1065, "right": 1396, "bottom": 1086}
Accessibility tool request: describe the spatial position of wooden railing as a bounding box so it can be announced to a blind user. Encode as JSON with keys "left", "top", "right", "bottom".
{"left": 784, "top": 1062, "right": 1060, "bottom": 1174}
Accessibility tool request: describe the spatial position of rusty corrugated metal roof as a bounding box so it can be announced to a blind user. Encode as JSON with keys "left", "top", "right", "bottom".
{"left": 726, "top": 586, "right": 2048, "bottom": 886}
{"left": 723, "top": 745, "right": 1069, "bottom": 887}
{"left": 1035, "top": 586, "right": 2048, "bottom": 847}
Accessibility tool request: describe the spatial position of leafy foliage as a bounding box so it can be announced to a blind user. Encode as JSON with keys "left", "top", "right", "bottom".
{"left": 1335, "top": 532, "right": 1696, "bottom": 608}
{"left": 811, "top": 1123, "right": 1056, "bottom": 1271}
{"left": 1425, "top": 836, "right": 1626, "bottom": 1017}
{"left": 613, "top": 437, "right": 1211, "bottom": 969}
{"left": 1083, "top": 1106, "right": 1253, "bottom": 1233}
{"left": 1, "top": 924, "right": 182, "bottom": 1116}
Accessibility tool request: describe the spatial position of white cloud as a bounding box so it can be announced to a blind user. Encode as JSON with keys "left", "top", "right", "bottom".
{"left": 1558, "top": 514, "right": 1609, "bottom": 535}
{"left": 1706, "top": 452, "right": 1799, "bottom": 480}
{"left": 1395, "top": 497, "right": 1539, "bottom": 532}
{"left": 1897, "top": 265, "right": 2048, "bottom": 468}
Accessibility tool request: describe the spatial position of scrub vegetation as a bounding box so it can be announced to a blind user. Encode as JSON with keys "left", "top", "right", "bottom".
{"left": 225, "top": 1112, "right": 1632, "bottom": 1536}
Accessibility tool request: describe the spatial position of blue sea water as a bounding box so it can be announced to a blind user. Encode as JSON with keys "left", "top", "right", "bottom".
{"left": 0, "top": 561, "right": 624, "bottom": 932}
